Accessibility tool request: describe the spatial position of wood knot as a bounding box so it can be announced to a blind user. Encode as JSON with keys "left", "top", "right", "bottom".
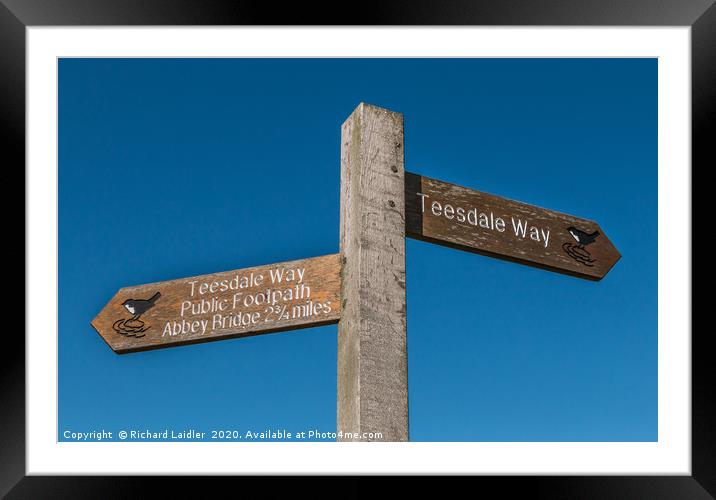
{"left": 388, "top": 200, "right": 395, "bottom": 208}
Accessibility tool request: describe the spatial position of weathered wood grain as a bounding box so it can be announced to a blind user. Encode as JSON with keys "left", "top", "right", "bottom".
{"left": 92, "top": 254, "right": 341, "bottom": 354}
{"left": 338, "top": 103, "right": 409, "bottom": 442}
{"left": 405, "top": 172, "right": 621, "bottom": 280}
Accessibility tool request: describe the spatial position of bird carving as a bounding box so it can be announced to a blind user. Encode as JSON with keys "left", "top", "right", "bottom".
{"left": 562, "top": 227, "right": 600, "bottom": 267}
{"left": 567, "top": 227, "right": 600, "bottom": 246}
{"left": 122, "top": 292, "right": 161, "bottom": 320}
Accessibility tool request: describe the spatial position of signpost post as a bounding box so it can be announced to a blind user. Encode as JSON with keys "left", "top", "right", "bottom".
{"left": 337, "top": 103, "right": 409, "bottom": 442}
{"left": 91, "top": 102, "right": 620, "bottom": 441}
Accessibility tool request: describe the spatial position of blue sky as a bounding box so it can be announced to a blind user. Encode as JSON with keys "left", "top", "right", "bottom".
{"left": 59, "top": 58, "right": 656, "bottom": 442}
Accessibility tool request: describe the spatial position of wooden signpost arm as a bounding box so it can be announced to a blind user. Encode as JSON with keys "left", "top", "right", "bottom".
{"left": 338, "top": 103, "right": 409, "bottom": 442}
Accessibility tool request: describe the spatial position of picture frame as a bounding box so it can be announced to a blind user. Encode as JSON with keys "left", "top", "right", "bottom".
{"left": 6, "top": 0, "right": 710, "bottom": 496}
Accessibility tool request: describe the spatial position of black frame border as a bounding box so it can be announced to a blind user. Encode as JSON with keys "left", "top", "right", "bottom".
{"left": 6, "top": 1, "right": 712, "bottom": 497}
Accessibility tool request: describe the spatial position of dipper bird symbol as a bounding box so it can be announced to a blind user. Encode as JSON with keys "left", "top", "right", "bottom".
{"left": 567, "top": 227, "right": 600, "bottom": 246}
{"left": 121, "top": 292, "right": 161, "bottom": 320}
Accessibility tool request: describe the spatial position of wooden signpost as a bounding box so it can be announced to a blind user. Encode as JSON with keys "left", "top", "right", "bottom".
{"left": 92, "top": 102, "right": 620, "bottom": 441}
{"left": 92, "top": 254, "right": 341, "bottom": 353}
{"left": 405, "top": 172, "right": 621, "bottom": 280}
